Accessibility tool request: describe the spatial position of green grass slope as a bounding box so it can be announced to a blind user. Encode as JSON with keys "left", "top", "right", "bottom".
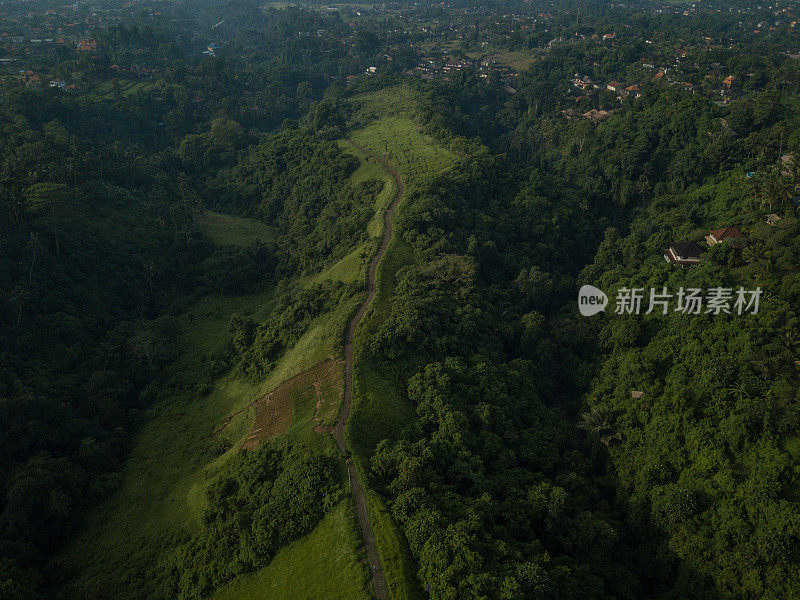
{"left": 58, "top": 290, "right": 274, "bottom": 598}
{"left": 197, "top": 210, "right": 277, "bottom": 248}
{"left": 212, "top": 500, "right": 370, "bottom": 600}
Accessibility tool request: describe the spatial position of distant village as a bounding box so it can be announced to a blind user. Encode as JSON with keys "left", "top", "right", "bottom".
{"left": 562, "top": 53, "right": 742, "bottom": 123}
{"left": 1, "top": 0, "right": 798, "bottom": 110}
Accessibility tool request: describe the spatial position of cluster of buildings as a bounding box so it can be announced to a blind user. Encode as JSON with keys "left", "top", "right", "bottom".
{"left": 664, "top": 227, "right": 747, "bottom": 266}
{"left": 570, "top": 75, "right": 643, "bottom": 100}
{"left": 408, "top": 51, "right": 517, "bottom": 88}
{"left": 665, "top": 203, "right": 790, "bottom": 267}
{"left": 563, "top": 51, "right": 744, "bottom": 119}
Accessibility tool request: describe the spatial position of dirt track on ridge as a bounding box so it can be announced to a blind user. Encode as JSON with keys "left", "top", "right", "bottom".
{"left": 329, "top": 139, "right": 404, "bottom": 600}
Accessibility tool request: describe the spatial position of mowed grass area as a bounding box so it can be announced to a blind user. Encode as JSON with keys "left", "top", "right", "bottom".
{"left": 197, "top": 210, "right": 277, "bottom": 247}
{"left": 349, "top": 118, "right": 456, "bottom": 186}
{"left": 213, "top": 500, "right": 370, "bottom": 600}
{"left": 343, "top": 91, "right": 461, "bottom": 600}
{"left": 466, "top": 47, "right": 539, "bottom": 71}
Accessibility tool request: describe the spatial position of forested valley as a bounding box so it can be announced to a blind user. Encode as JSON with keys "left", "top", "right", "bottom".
{"left": 2, "top": 1, "right": 800, "bottom": 599}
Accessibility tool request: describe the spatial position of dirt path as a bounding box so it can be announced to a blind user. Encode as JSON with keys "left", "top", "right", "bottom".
{"left": 330, "top": 139, "right": 404, "bottom": 600}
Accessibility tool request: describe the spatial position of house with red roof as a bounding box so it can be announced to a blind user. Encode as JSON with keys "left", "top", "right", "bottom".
{"left": 705, "top": 227, "right": 745, "bottom": 246}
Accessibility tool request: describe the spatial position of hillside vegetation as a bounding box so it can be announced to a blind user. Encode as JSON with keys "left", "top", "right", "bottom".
{"left": 4, "top": 3, "right": 800, "bottom": 599}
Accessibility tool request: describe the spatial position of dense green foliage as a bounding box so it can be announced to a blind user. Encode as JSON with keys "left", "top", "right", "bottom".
{"left": 3, "top": 1, "right": 800, "bottom": 599}
{"left": 209, "top": 128, "right": 381, "bottom": 272}
{"left": 356, "top": 29, "right": 800, "bottom": 600}
{"left": 363, "top": 149, "right": 641, "bottom": 599}
{"left": 0, "top": 52, "right": 364, "bottom": 597}
{"left": 0, "top": 108, "right": 251, "bottom": 593}
{"left": 231, "top": 280, "right": 358, "bottom": 379}
{"left": 157, "top": 447, "right": 342, "bottom": 599}
{"left": 577, "top": 207, "right": 800, "bottom": 600}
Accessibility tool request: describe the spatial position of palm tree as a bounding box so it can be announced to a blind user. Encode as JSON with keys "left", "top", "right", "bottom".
{"left": 93, "top": 339, "right": 116, "bottom": 372}
{"left": 192, "top": 195, "right": 204, "bottom": 226}
{"left": 746, "top": 174, "right": 763, "bottom": 213}
{"left": 27, "top": 232, "right": 41, "bottom": 284}
{"left": 1, "top": 179, "right": 23, "bottom": 222}
{"left": 10, "top": 285, "right": 29, "bottom": 330}
{"left": 577, "top": 405, "right": 621, "bottom": 446}
{"left": 761, "top": 170, "right": 779, "bottom": 212}
{"left": 726, "top": 381, "right": 750, "bottom": 402}
{"left": 762, "top": 167, "right": 794, "bottom": 212}
{"left": 782, "top": 327, "right": 798, "bottom": 350}
{"left": 143, "top": 262, "right": 157, "bottom": 294}
{"left": 578, "top": 200, "right": 589, "bottom": 221}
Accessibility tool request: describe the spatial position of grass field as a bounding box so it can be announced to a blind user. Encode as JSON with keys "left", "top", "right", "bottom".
{"left": 232, "top": 358, "right": 344, "bottom": 450}
{"left": 466, "top": 47, "right": 539, "bottom": 71}
{"left": 213, "top": 501, "right": 370, "bottom": 600}
{"left": 198, "top": 210, "right": 277, "bottom": 247}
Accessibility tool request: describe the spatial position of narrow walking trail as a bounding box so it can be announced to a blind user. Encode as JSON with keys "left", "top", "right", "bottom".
{"left": 329, "top": 139, "right": 404, "bottom": 600}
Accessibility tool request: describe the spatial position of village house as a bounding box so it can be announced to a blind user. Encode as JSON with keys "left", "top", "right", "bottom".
{"left": 572, "top": 75, "right": 592, "bottom": 90}
{"left": 583, "top": 108, "right": 615, "bottom": 123}
{"left": 19, "top": 69, "right": 40, "bottom": 87}
{"left": 765, "top": 213, "right": 782, "bottom": 226}
{"left": 76, "top": 39, "right": 96, "bottom": 52}
{"left": 781, "top": 153, "right": 796, "bottom": 177}
{"left": 625, "top": 84, "right": 642, "bottom": 98}
{"left": 607, "top": 81, "right": 623, "bottom": 92}
{"left": 664, "top": 241, "right": 703, "bottom": 266}
{"left": 705, "top": 227, "right": 745, "bottom": 246}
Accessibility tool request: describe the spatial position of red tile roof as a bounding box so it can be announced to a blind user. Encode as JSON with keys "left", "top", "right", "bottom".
{"left": 709, "top": 227, "right": 744, "bottom": 241}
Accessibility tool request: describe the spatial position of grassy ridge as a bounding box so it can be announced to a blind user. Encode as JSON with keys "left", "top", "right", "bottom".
{"left": 344, "top": 86, "right": 460, "bottom": 600}
{"left": 60, "top": 86, "right": 451, "bottom": 600}
{"left": 191, "top": 146, "right": 397, "bottom": 597}
{"left": 310, "top": 141, "right": 397, "bottom": 287}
